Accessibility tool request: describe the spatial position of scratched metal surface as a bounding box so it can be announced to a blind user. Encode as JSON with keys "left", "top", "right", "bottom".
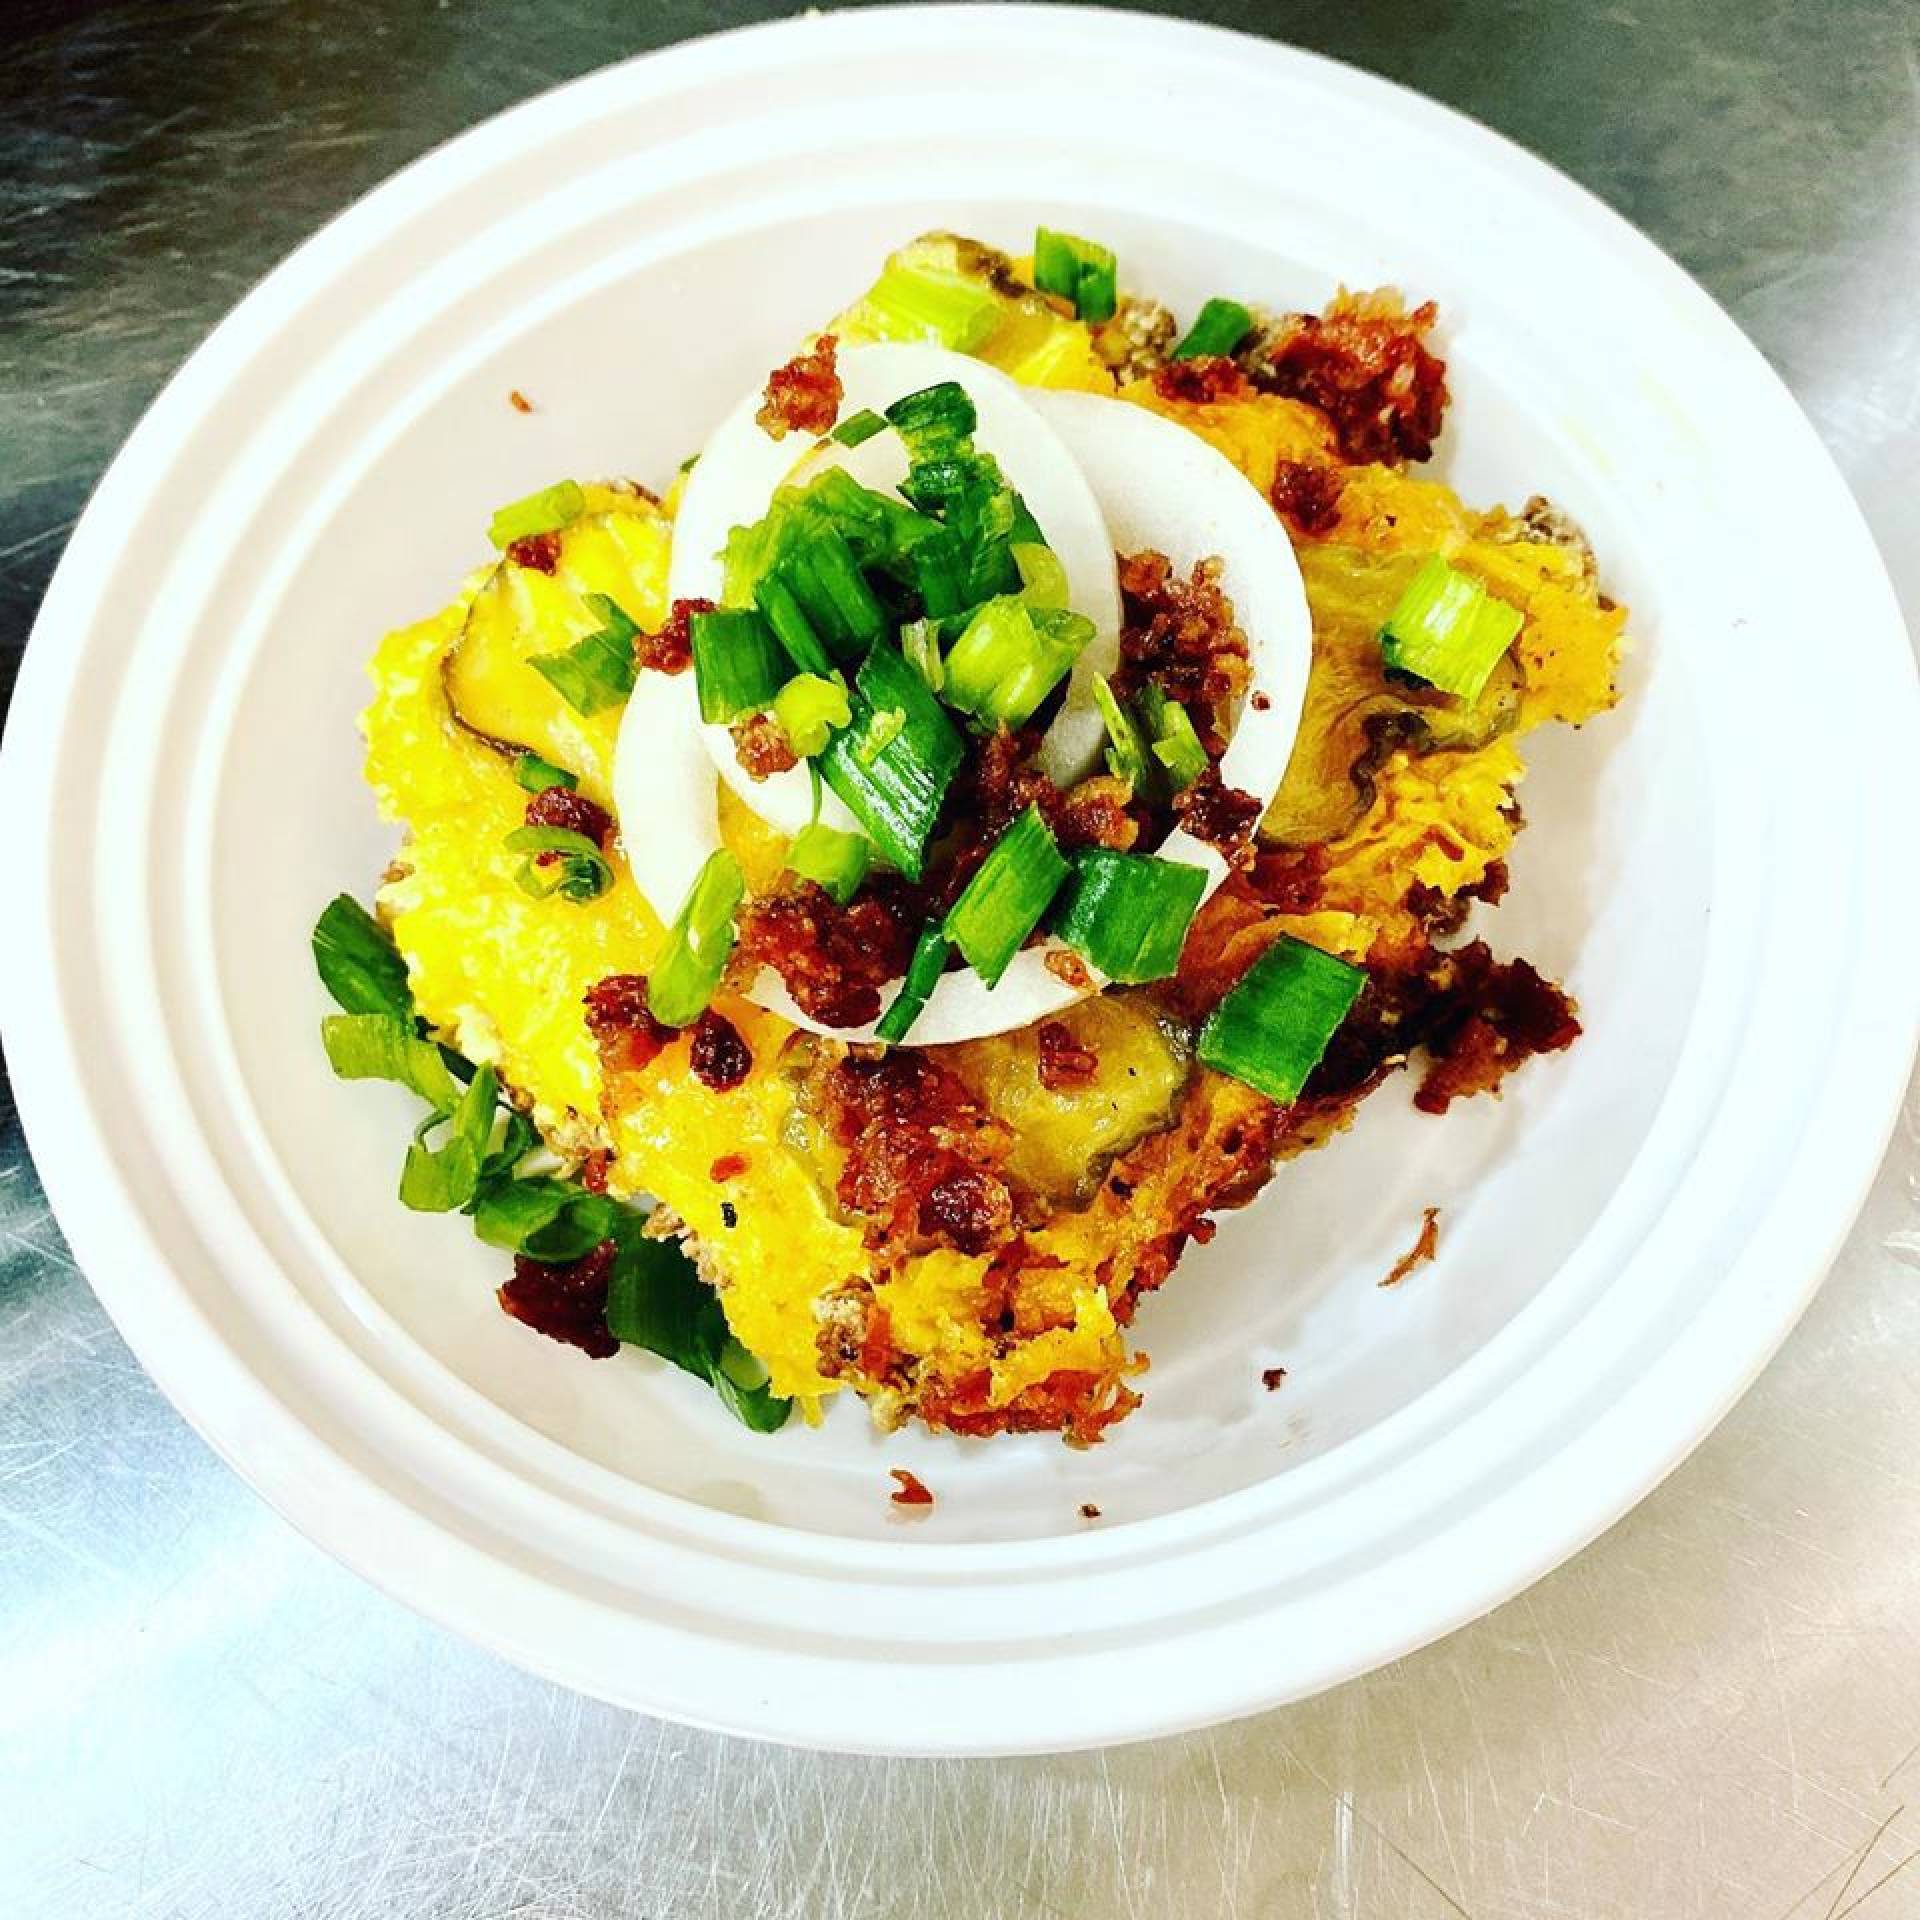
{"left": 2, "top": 1, "right": 1918, "bottom": 1913}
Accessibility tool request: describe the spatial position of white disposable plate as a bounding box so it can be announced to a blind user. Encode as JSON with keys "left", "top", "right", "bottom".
{"left": 3, "top": 7, "right": 1914, "bottom": 1756}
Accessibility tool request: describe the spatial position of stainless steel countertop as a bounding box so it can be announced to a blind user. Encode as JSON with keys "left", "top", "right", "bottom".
{"left": 4, "top": 4, "right": 1918, "bottom": 1914}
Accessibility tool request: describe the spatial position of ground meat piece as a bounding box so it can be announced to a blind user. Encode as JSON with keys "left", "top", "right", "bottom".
{"left": 1102, "top": 295, "right": 1178, "bottom": 381}
{"left": 508, "top": 388, "right": 534, "bottom": 413}
{"left": 814, "top": 1049, "right": 1018, "bottom": 1258}
{"left": 1380, "top": 1207, "right": 1440, "bottom": 1286}
{"left": 498, "top": 1240, "right": 619, "bottom": 1358}
{"left": 888, "top": 1468, "right": 934, "bottom": 1507}
{"left": 1114, "top": 549, "right": 1250, "bottom": 749}
{"left": 1036, "top": 1020, "right": 1099, "bottom": 1090}
{"left": 737, "top": 880, "right": 920, "bottom": 1030}
{"left": 756, "top": 333, "right": 842, "bottom": 439}
{"left": 579, "top": 1149, "right": 611, "bottom": 1195}
{"left": 1056, "top": 774, "right": 1141, "bottom": 852}
{"left": 523, "top": 785, "right": 612, "bottom": 858}
{"left": 634, "top": 596, "right": 709, "bottom": 677}
{"left": 1408, "top": 860, "right": 1509, "bottom": 941}
{"left": 688, "top": 1010, "right": 752, "bottom": 1091}
{"left": 1270, "top": 459, "right": 1345, "bottom": 535}
{"left": 729, "top": 709, "right": 799, "bottom": 780}
{"left": 1151, "top": 356, "right": 1252, "bottom": 405}
{"left": 506, "top": 530, "right": 561, "bottom": 573}
{"left": 584, "top": 973, "right": 678, "bottom": 1076}
{"left": 1246, "top": 289, "right": 1448, "bottom": 465}
{"left": 917, "top": 1368, "right": 1142, "bottom": 1446}
{"left": 1412, "top": 957, "right": 1580, "bottom": 1113}
{"left": 1173, "top": 769, "right": 1262, "bottom": 857}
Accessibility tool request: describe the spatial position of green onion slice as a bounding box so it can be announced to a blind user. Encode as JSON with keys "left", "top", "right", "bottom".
{"left": 691, "top": 607, "right": 788, "bottom": 723}
{"left": 1379, "top": 555, "right": 1525, "bottom": 703}
{"left": 754, "top": 571, "right": 833, "bottom": 675}
{"left": 514, "top": 753, "right": 577, "bottom": 794}
{"left": 1138, "top": 684, "right": 1210, "bottom": 791}
{"left": 321, "top": 1012, "right": 460, "bottom": 1109}
{"left": 472, "top": 1174, "right": 619, "bottom": 1263}
{"left": 504, "top": 825, "right": 613, "bottom": 904}
{"left": 786, "top": 821, "right": 872, "bottom": 905}
{"left": 900, "top": 616, "right": 946, "bottom": 694}
{"left": 399, "top": 1063, "right": 498, "bottom": 1213}
{"left": 312, "top": 893, "right": 413, "bottom": 1022}
{"left": 488, "top": 479, "right": 585, "bottom": 549}
{"left": 1171, "top": 297, "right": 1255, "bottom": 362}
{"left": 819, "top": 644, "right": 964, "bottom": 880}
{"left": 1052, "top": 849, "right": 1207, "bottom": 984}
{"left": 884, "top": 381, "right": 978, "bottom": 461}
{"left": 1197, "top": 936, "right": 1366, "bottom": 1105}
{"left": 648, "top": 850, "right": 745, "bottom": 1028}
{"left": 943, "top": 597, "right": 1093, "bottom": 730}
{"left": 772, "top": 672, "right": 852, "bottom": 757}
{"left": 1091, "top": 673, "right": 1158, "bottom": 794}
{"left": 1012, "top": 541, "right": 1069, "bottom": 610}
{"left": 528, "top": 592, "right": 639, "bottom": 716}
{"left": 1032, "top": 227, "right": 1118, "bottom": 322}
{"left": 874, "top": 923, "right": 952, "bottom": 1043}
{"left": 944, "top": 805, "right": 1069, "bottom": 987}
{"left": 831, "top": 407, "right": 888, "bottom": 447}
{"left": 853, "top": 256, "right": 1002, "bottom": 353}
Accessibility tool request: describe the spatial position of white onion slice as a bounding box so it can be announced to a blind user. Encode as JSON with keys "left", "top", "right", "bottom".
{"left": 668, "top": 344, "right": 1121, "bottom": 836}
{"left": 616, "top": 386, "right": 1312, "bottom": 1048}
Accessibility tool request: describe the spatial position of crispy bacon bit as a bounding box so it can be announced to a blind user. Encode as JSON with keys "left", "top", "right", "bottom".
{"left": 580, "top": 1149, "right": 611, "bottom": 1195}
{"left": 1270, "top": 458, "right": 1345, "bottom": 535}
{"left": 1381, "top": 1207, "right": 1440, "bottom": 1287}
{"left": 888, "top": 1467, "right": 935, "bottom": 1508}
{"left": 506, "top": 530, "right": 561, "bottom": 574}
{"left": 1114, "top": 549, "right": 1250, "bottom": 749}
{"left": 1151, "top": 355, "right": 1251, "bottom": 405}
{"left": 634, "top": 596, "right": 710, "bottom": 677}
{"left": 1413, "top": 956, "right": 1579, "bottom": 1113}
{"left": 584, "top": 973, "right": 677, "bottom": 1076}
{"left": 1190, "top": 1215, "right": 1218, "bottom": 1246}
{"left": 508, "top": 388, "right": 534, "bottom": 413}
{"left": 816, "top": 1049, "right": 1018, "bottom": 1258}
{"left": 737, "top": 880, "right": 919, "bottom": 1030}
{"left": 1079, "top": 1502, "right": 1103, "bottom": 1519}
{"left": 729, "top": 709, "right": 800, "bottom": 780}
{"left": 1248, "top": 290, "right": 1448, "bottom": 465}
{"left": 757, "top": 333, "right": 842, "bottom": 439}
{"left": 711, "top": 1152, "right": 749, "bottom": 1181}
{"left": 1261, "top": 1366, "right": 1287, "bottom": 1391}
{"left": 1408, "top": 860, "right": 1509, "bottom": 941}
{"left": 498, "top": 1240, "right": 619, "bottom": 1358}
{"left": 523, "top": 785, "right": 612, "bottom": 860}
{"left": 918, "top": 1369, "right": 1142, "bottom": 1446}
{"left": 1045, "top": 948, "right": 1094, "bottom": 991}
{"left": 1036, "top": 1020, "right": 1099, "bottom": 1091}
{"left": 1174, "top": 769, "right": 1262, "bottom": 856}
{"left": 1251, "top": 691, "right": 1272, "bottom": 712}
{"left": 689, "top": 1010, "right": 752, "bottom": 1091}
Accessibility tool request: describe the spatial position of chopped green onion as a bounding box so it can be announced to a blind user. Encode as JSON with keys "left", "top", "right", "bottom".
{"left": 831, "top": 407, "right": 888, "bottom": 447}
{"left": 1052, "top": 850, "right": 1207, "bottom": 983}
{"left": 1379, "top": 555, "right": 1524, "bottom": 703}
{"left": 775, "top": 527, "right": 887, "bottom": 657}
{"left": 819, "top": 644, "right": 964, "bottom": 880}
{"left": 910, "top": 529, "right": 970, "bottom": 618}
{"left": 312, "top": 893, "right": 413, "bottom": 1022}
{"left": 1139, "top": 684, "right": 1210, "bottom": 791}
{"left": 1171, "top": 297, "right": 1255, "bottom": 361}
{"left": 943, "top": 597, "right": 1093, "bottom": 729}
{"left": 514, "top": 753, "right": 576, "bottom": 794}
{"left": 1091, "top": 673, "right": 1157, "bottom": 793}
{"left": 504, "top": 825, "right": 613, "bottom": 904}
{"left": 648, "top": 849, "right": 745, "bottom": 1027}
{"left": 1012, "top": 541, "right": 1069, "bottom": 610}
{"left": 875, "top": 923, "right": 952, "bottom": 1043}
{"left": 754, "top": 571, "right": 833, "bottom": 675}
{"left": 488, "top": 479, "right": 585, "bottom": 549}
{"left": 786, "top": 821, "right": 872, "bottom": 904}
{"left": 900, "top": 616, "right": 946, "bottom": 693}
{"left": 472, "top": 1174, "right": 618, "bottom": 1262}
{"left": 854, "top": 255, "right": 1002, "bottom": 352}
{"left": 944, "top": 805, "right": 1069, "bottom": 987}
{"left": 690, "top": 607, "right": 788, "bottom": 723}
{"left": 528, "top": 592, "right": 639, "bottom": 716}
{"left": 771, "top": 672, "right": 852, "bottom": 756}
{"left": 1197, "top": 936, "right": 1366, "bottom": 1104}
{"left": 884, "top": 381, "right": 978, "bottom": 461}
{"left": 321, "top": 1012, "right": 459, "bottom": 1109}
{"left": 478, "top": 1108, "right": 540, "bottom": 1190}
{"left": 1032, "top": 227, "right": 1118, "bottom": 322}
{"left": 400, "top": 1064, "right": 498, "bottom": 1212}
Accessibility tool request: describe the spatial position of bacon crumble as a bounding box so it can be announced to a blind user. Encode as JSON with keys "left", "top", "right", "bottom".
{"left": 585, "top": 973, "right": 678, "bottom": 1076}
{"left": 506, "top": 530, "right": 561, "bottom": 574}
{"left": 756, "top": 333, "right": 842, "bottom": 439}
{"left": 634, "top": 596, "right": 710, "bottom": 677}
{"left": 730, "top": 709, "right": 800, "bottom": 780}
{"left": 888, "top": 1467, "right": 934, "bottom": 1507}
{"left": 1270, "top": 458, "right": 1346, "bottom": 535}
{"left": 498, "top": 1239, "right": 619, "bottom": 1358}
{"left": 523, "top": 785, "right": 612, "bottom": 861}
{"left": 689, "top": 1010, "right": 753, "bottom": 1091}
{"left": 1380, "top": 1207, "right": 1440, "bottom": 1287}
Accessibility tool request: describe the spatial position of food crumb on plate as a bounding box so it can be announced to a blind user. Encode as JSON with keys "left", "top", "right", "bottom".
{"left": 1261, "top": 1366, "right": 1287, "bottom": 1392}
{"left": 508, "top": 388, "right": 534, "bottom": 413}
{"left": 1079, "top": 1502, "right": 1102, "bottom": 1520}
{"left": 1380, "top": 1206, "right": 1441, "bottom": 1288}
{"left": 889, "top": 1468, "right": 934, "bottom": 1508}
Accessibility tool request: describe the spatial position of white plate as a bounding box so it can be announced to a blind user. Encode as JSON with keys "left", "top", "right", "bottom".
{"left": 3, "top": 7, "right": 1914, "bottom": 1756}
